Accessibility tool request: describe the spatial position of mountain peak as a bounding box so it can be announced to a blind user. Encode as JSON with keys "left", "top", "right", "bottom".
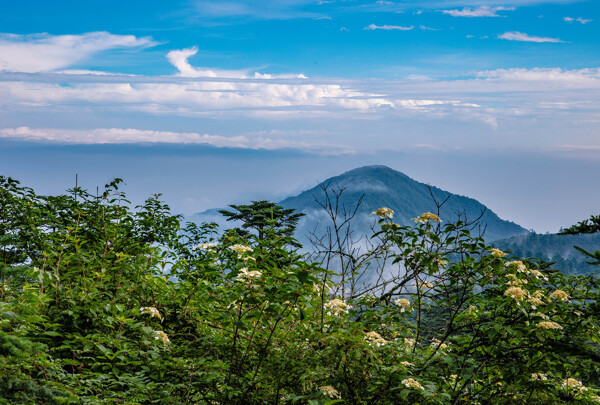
{"left": 334, "top": 165, "right": 409, "bottom": 179}
{"left": 188, "top": 165, "right": 529, "bottom": 243}
{"left": 280, "top": 166, "right": 528, "bottom": 242}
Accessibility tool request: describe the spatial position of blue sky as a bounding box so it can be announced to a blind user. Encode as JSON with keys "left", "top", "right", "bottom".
{"left": 0, "top": 0, "right": 599, "bottom": 232}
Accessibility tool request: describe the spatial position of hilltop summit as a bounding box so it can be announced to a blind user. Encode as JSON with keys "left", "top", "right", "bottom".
{"left": 280, "top": 165, "right": 528, "bottom": 242}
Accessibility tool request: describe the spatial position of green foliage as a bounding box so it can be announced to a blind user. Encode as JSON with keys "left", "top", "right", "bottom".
{"left": 558, "top": 213, "right": 600, "bottom": 268}
{"left": 1, "top": 177, "right": 600, "bottom": 404}
{"left": 219, "top": 200, "right": 305, "bottom": 242}
{"left": 560, "top": 214, "right": 600, "bottom": 235}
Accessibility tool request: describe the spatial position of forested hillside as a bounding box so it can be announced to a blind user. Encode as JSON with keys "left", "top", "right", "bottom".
{"left": 2, "top": 176, "right": 600, "bottom": 404}
{"left": 494, "top": 232, "right": 600, "bottom": 275}
{"left": 281, "top": 165, "right": 528, "bottom": 243}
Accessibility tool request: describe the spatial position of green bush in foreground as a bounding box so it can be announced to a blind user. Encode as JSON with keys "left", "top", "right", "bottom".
{"left": 1, "top": 176, "right": 599, "bottom": 404}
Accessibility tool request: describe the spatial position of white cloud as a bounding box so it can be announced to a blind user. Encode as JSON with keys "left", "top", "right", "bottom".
{"left": 55, "top": 69, "right": 122, "bottom": 76}
{"left": 0, "top": 32, "right": 157, "bottom": 73}
{"left": 0, "top": 78, "right": 395, "bottom": 112}
{"left": 476, "top": 67, "right": 600, "bottom": 84}
{"left": 440, "top": 6, "right": 514, "bottom": 17}
{"left": 419, "top": 25, "right": 439, "bottom": 31}
{"left": 166, "top": 47, "right": 248, "bottom": 78}
{"left": 192, "top": 0, "right": 322, "bottom": 20}
{"left": 498, "top": 31, "right": 563, "bottom": 43}
{"left": 166, "top": 46, "right": 308, "bottom": 79}
{"left": 364, "top": 24, "right": 413, "bottom": 31}
{"left": 0, "top": 126, "right": 356, "bottom": 154}
{"left": 564, "top": 16, "right": 592, "bottom": 24}
{"left": 1, "top": 66, "right": 599, "bottom": 138}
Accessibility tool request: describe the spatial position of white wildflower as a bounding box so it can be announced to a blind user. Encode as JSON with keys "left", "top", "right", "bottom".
{"left": 506, "top": 260, "right": 527, "bottom": 273}
{"left": 530, "top": 373, "right": 548, "bottom": 381}
{"left": 538, "top": 321, "right": 562, "bottom": 330}
{"left": 229, "top": 244, "right": 253, "bottom": 258}
{"left": 412, "top": 212, "right": 442, "bottom": 223}
{"left": 319, "top": 386, "right": 341, "bottom": 399}
{"left": 364, "top": 331, "right": 387, "bottom": 346}
{"left": 324, "top": 299, "right": 351, "bottom": 316}
{"left": 550, "top": 289, "right": 569, "bottom": 302}
{"left": 153, "top": 330, "right": 170, "bottom": 345}
{"left": 402, "top": 378, "right": 424, "bottom": 390}
{"left": 490, "top": 248, "right": 506, "bottom": 257}
{"left": 140, "top": 306, "right": 162, "bottom": 321}
{"left": 394, "top": 298, "right": 412, "bottom": 312}
{"left": 236, "top": 267, "right": 262, "bottom": 282}
{"left": 193, "top": 242, "right": 218, "bottom": 252}
{"left": 371, "top": 207, "right": 394, "bottom": 219}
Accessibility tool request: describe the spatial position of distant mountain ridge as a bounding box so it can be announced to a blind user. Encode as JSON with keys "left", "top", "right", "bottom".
{"left": 493, "top": 232, "right": 600, "bottom": 275}
{"left": 280, "top": 165, "right": 528, "bottom": 242}
{"left": 188, "top": 165, "right": 529, "bottom": 243}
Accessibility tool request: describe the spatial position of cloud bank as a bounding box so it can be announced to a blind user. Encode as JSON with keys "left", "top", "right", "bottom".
{"left": 0, "top": 32, "right": 157, "bottom": 73}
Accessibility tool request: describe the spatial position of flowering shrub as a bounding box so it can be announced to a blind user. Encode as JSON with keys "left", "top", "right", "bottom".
{"left": 1, "top": 179, "right": 600, "bottom": 404}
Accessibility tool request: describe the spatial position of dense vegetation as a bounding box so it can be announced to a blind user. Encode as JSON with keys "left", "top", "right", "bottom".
{"left": 1, "top": 176, "right": 600, "bottom": 404}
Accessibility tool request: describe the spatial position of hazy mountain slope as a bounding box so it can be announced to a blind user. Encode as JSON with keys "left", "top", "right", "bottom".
{"left": 185, "top": 166, "right": 597, "bottom": 277}
{"left": 279, "top": 165, "right": 528, "bottom": 243}
{"left": 186, "top": 208, "right": 240, "bottom": 230}
{"left": 493, "top": 232, "right": 600, "bottom": 275}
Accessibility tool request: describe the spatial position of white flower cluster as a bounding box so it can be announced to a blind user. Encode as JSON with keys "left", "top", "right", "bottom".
{"left": 412, "top": 212, "right": 442, "bottom": 223}
{"left": 319, "top": 385, "right": 341, "bottom": 399}
{"left": 193, "top": 242, "right": 218, "bottom": 252}
{"left": 364, "top": 331, "right": 387, "bottom": 347}
{"left": 394, "top": 298, "right": 412, "bottom": 313}
{"left": 371, "top": 207, "right": 394, "bottom": 219}
{"left": 140, "top": 307, "right": 171, "bottom": 345}
{"left": 402, "top": 378, "right": 424, "bottom": 390}
{"left": 530, "top": 373, "right": 548, "bottom": 381}
{"left": 236, "top": 267, "right": 262, "bottom": 282}
{"left": 324, "top": 299, "right": 352, "bottom": 316}
{"left": 506, "top": 260, "right": 527, "bottom": 273}
{"left": 153, "top": 330, "right": 170, "bottom": 345}
{"left": 229, "top": 244, "right": 253, "bottom": 258}
{"left": 140, "top": 306, "right": 162, "bottom": 321}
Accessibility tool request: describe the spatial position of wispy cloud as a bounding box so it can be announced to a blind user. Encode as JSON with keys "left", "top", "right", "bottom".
{"left": 191, "top": 0, "right": 322, "bottom": 20}
{"left": 440, "top": 6, "right": 514, "bottom": 17}
{"left": 476, "top": 67, "right": 600, "bottom": 83}
{"left": 364, "top": 24, "right": 413, "bottom": 31}
{"left": 419, "top": 25, "right": 439, "bottom": 31}
{"left": 166, "top": 47, "right": 307, "bottom": 79}
{"left": 498, "top": 31, "right": 563, "bottom": 43}
{"left": 0, "top": 32, "right": 157, "bottom": 73}
{"left": 0, "top": 126, "right": 359, "bottom": 155}
{"left": 564, "top": 16, "right": 592, "bottom": 24}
